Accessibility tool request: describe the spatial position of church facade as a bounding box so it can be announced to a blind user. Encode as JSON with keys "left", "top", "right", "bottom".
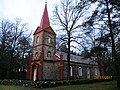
{"left": 26, "top": 3, "right": 99, "bottom": 81}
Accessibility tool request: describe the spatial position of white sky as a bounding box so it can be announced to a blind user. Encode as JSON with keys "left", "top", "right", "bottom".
{"left": 0, "top": 0, "right": 98, "bottom": 52}
{"left": 0, "top": 0, "right": 60, "bottom": 33}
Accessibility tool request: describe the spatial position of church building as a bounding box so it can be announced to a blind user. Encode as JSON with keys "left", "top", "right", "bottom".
{"left": 26, "top": 2, "right": 99, "bottom": 81}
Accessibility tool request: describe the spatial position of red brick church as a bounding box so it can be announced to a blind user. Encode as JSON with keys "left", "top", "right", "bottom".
{"left": 26, "top": 2, "right": 100, "bottom": 81}
{"left": 26, "top": 2, "right": 63, "bottom": 81}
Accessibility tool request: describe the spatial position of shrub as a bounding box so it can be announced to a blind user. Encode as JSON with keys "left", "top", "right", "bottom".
{"left": 0, "top": 79, "right": 113, "bottom": 88}
{"left": 0, "top": 80, "right": 12, "bottom": 85}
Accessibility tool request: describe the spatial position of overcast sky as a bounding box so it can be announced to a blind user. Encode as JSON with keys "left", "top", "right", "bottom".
{"left": 0, "top": 0, "right": 60, "bottom": 33}
{"left": 0, "top": 0, "right": 98, "bottom": 52}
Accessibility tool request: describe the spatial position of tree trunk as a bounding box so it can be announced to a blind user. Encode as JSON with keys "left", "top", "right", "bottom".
{"left": 106, "top": 0, "right": 120, "bottom": 87}
{"left": 97, "top": 60, "right": 103, "bottom": 77}
{"left": 67, "top": 32, "right": 71, "bottom": 80}
{"left": 7, "top": 49, "right": 14, "bottom": 79}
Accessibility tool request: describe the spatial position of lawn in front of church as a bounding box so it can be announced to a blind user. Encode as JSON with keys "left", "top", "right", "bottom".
{"left": 0, "top": 80, "right": 119, "bottom": 90}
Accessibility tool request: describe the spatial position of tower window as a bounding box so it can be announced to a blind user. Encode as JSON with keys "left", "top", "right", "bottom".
{"left": 47, "top": 51, "right": 51, "bottom": 57}
{"left": 35, "top": 52, "right": 38, "bottom": 59}
{"left": 36, "top": 36, "right": 39, "bottom": 44}
{"left": 48, "top": 36, "right": 52, "bottom": 44}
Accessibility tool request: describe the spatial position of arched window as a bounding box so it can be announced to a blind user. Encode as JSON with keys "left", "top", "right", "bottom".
{"left": 48, "top": 36, "right": 52, "bottom": 44}
{"left": 87, "top": 68, "right": 90, "bottom": 79}
{"left": 70, "top": 66, "right": 73, "bottom": 76}
{"left": 36, "top": 36, "right": 39, "bottom": 44}
{"left": 94, "top": 68, "right": 98, "bottom": 76}
{"left": 47, "top": 51, "right": 51, "bottom": 57}
{"left": 78, "top": 67, "right": 82, "bottom": 76}
{"left": 35, "top": 52, "right": 38, "bottom": 59}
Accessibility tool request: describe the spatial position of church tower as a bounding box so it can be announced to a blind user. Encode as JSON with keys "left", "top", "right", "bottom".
{"left": 26, "top": 2, "right": 63, "bottom": 81}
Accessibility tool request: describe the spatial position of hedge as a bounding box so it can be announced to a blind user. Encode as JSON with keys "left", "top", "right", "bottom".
{"left": 0, "top": 79, "right": 113, "bottom": 88}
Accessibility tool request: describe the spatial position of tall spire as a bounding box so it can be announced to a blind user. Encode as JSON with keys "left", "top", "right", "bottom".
{"left": 40, "top": 2, "right": 50, "bottom": 29}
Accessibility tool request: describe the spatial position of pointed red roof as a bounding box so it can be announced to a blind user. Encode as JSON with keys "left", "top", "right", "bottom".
{"left": 40, "top": 2, "right": 50, "bottom": 29}
{"left": 34, "top": 2, "right": 56, "bottom": 35}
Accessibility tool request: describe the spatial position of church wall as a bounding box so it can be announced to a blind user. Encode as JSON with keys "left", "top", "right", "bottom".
{"left": 44, "top": 46, "right": 55, "bottom": 60}
{"left": 43, "top": 61, "right": 60, "bottom": 80}
{"left": 32, "top": 46, "right": 42, "bottom": 60}
{"left": 62, "top": 63, "right": 68, "bottom": 80}
{"left": 72, "top": 65, "right": 78, "bottom": 79}
{"left": 90, "top": 67, "right": 95, "bottom": 79}
{"left": 62, "top": 61, "right": 99, "bottom": 80}
{"left": 54, "top": 62, "right": 60, "bottom": 80}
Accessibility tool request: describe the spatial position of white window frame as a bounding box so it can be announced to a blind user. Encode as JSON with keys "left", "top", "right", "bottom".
{"left": 87, "top": 68, "right": 90, "bottom": 79}
{"left": 94, "top": 68, "right": 98, "bottom": 76}
{"left": 78, "top": 67, "right": 82, "bottom": 76}
{"left": 70, "top": 66, "right": 73, "bottom": 76}
{"left": 48, "top": 36, "right": 52, "bottom": 44}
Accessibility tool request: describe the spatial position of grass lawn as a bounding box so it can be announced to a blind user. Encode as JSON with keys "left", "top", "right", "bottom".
{"left": 0, "top": 80, "right": 119, "bottom": 90}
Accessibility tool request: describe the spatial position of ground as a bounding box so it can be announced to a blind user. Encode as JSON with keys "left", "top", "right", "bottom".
{"left": 0, "top": 81, "right": 119, "bottom": 90}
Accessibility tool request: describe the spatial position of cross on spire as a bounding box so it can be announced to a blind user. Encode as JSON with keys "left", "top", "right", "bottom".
{"left": 45, "top": 0, "right": 47, "bottom": 4}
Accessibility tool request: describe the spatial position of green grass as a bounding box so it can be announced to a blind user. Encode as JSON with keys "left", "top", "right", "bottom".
{"left": 0, "top": 81, "right": 119, "bottom": 90}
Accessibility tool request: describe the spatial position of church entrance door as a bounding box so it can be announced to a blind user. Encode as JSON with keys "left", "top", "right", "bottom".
{"left": 32, "top": 65, "right": 37, "bottom": 81}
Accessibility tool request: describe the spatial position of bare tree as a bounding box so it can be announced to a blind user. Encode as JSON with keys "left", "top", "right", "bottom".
{"left": 52, "top": 0, "right": 90, "bottom": 80}
{"left": 105, "top": 0, "right": 120, "bottom": 87}
{"left": 0, "top": 19, "right": 13, "bottom": 79}
{"left": 0, "top": 18, "right": 32, "bottom": 79}
{"left": 83, "top": 0, "right": 120, "bottom": 87}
